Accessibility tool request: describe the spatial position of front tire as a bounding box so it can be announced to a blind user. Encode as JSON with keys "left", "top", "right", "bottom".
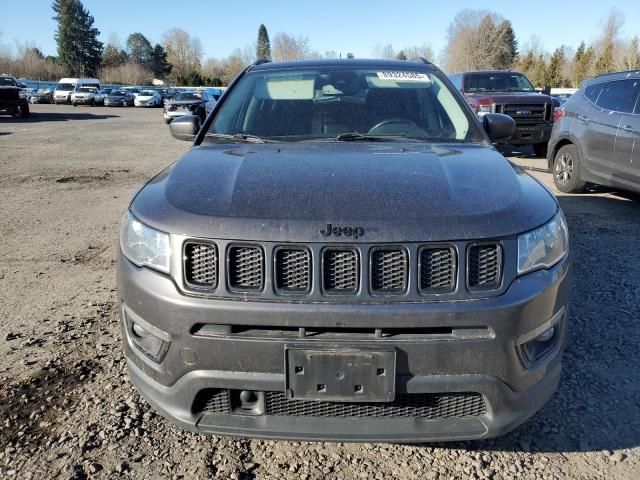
{"left": 553, "top": 144, "right": 587, "bottom": 193}
{"left": 19, "top": 103, "right": 30, "bottom": 117}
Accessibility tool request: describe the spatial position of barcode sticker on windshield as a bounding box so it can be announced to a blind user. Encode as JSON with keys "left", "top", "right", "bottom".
{"left": 376, "top": 72, "right": 431, "bottom": 82}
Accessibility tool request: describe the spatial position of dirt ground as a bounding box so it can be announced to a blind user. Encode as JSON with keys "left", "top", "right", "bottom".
{"left": 1, "top": 104, "right": 639, "bottom": 479}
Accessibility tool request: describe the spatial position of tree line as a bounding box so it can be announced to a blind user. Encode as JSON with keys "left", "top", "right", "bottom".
{"left": 1, "top": 1, "right": 638, "bottom": 88}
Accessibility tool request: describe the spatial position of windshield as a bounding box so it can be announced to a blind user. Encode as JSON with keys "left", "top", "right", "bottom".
{"left": 78, "top": 87, "right": 94, "bottom": 93}
{"left": 110, "top": 91, "right": 126, "bottom": 96}
{"left": 0, "top": 77, "right": 18, "bottom": 87}
{"left": 140, "top": 90, "right": 155, "bottom": 96}
{"left": 56, "top": 83, "right": 75, "bottom": 91}
{"left": 465, "top": 72, "right": 535, "bottom": 92}
{"left": 208, "top": 67, "right": 480, "bottom": 142}
{"left": 173, "top": 92, "right": 201, "bottom": 101}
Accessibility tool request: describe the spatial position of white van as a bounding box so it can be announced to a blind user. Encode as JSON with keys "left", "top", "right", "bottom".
{"left": 54, "top": 77, "right": 78, "bottom": 104}
{"left": 54, "top": 78, "right": 101, "bottom": 104}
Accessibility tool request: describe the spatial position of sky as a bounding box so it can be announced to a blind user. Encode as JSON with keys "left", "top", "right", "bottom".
{"left": 1, "top": 0, "right": 639, "bottom": 61}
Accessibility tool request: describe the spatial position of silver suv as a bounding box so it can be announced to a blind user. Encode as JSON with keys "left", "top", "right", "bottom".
{"left": 548, "top": 70, "right": 640, "bottom": 194}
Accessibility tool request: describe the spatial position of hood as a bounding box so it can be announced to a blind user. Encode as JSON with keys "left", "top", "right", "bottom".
{"left": 131, "top": 142, "right": 557, "bottom": 242}
{"left": 106, "top": 95, "right": 127, "bottom": 100}
{"left": 465, "top": 91, "right": 552, "bottom": 104}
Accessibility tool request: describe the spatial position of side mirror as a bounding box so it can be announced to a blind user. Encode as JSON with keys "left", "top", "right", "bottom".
{"left": 482, "top": 113, "right": 515, "bottom": 142}
{"left": 169, "top": 115, "right": 201, "bottom": 141}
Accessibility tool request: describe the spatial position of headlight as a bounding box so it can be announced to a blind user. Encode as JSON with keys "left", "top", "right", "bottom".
{"left": 120, "top": 213, "right": 171, "bottom": 273}
{"left": 19, "top": 92, "right": 26, "bottom": 99}
{"left": 517, "top": 211, "right": 569, "bottom": 275}
{"left": 476, "top": 104, "right": 493, "bottom": 114}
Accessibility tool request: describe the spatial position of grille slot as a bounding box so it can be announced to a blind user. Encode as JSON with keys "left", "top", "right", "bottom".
{"left": 322, "top": 249, "right": 359, "bottom": 294}
{"left": 468, "top": 244, "right": 502, "bottom": 290}
{"left": 370, "top": 248, "right": 408, "bottom": 293}
{"left": 228, "top": 245, "right": 264, "bottom": 291}
{"left": 184, "top": 242, "right": 218, "bottom": 288}
{"left": 264, "top": 392, "right": 485, "bottom": 419}
{"left": 192, "top": 389, "right": 230, "bottom": 414}
{"left": 419, "top": 247, "right": 456, "bottom": 293}
{"left": 275, "top": 247, "right": 311, "bottom": 293}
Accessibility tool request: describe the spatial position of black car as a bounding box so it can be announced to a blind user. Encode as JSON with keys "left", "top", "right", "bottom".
{"left": 118, "top": 58, "right": 570, "bottom": 442}
{"left": 548, "top": 70, "right": 640, "bottom": 194}
{"left": 162, "top": 91, "right": 205, "bottom": 124}
{"left": 104, "top": 90, "right": 134, "bottom": 107}
{"left": 0, "top": 75, "right": 30, "bottom": 117}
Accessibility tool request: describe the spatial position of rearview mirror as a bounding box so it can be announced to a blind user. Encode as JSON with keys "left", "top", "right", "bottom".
{"left": 169, "top": 115, "right": 201, "bottom": 142}
{"left": 482, "top": 113, "right": 515, "bottom": 142}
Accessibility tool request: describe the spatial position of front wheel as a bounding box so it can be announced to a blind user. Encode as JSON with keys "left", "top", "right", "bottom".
{"left": 19, "top": 103, "right": 30, "bottom": 117}
{"left": 532, "top": 143, "right": 548, "bottom": 157}
{"left": 553, "top": 144, "right": 587, "bottom": 193}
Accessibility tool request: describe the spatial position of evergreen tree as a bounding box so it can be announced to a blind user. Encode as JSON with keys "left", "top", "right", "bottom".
{"left": 395, "top": 50, "right": 407, "bottom": 60}
{"left": 346, "top": 52, "right": 355, "bottom": 59}
{"left": 496, "top": 20, "right": 518, "bottom": 68}
{"left": 622, "top": 36, "right": 640, "bottom": 70}
{"left": 149, "top": 44, "right": 172, "bottom": 78}
{"left": 126, "top": 33, "right": 153, "bottom": 67}
{"left": 52, "top": 0, "right": 103, "bottom": 76}
{"left": 572, "top": 42, "right": 594, "bottom": 86}
{"left": 256, "top": 24, "right": 271, "bottom": 60}
{"left": 545, "top": 47, "right": 566, "bottom": 87}
{"left": 593, "top": 41, "right": 616, "bottom": 76}
{"left": 102, "top": 44, "right": 127, "bottom": 67}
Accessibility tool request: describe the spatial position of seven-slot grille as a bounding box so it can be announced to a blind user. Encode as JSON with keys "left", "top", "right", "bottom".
{"left": 182, "top": 241, "right": 504, "bottom": 297}
{"left": 419, "top": 247, "right": 456, "bottom": 293}
{"left": 275, "top": 247, "right": 311, "bottom": 293}
{"left": 184, "top": 242, "right": 218, "bottom": 288}
{"left": 468, "top": 244, "right": 502, "bottom": 290}
{"left": 323, "top": 248, "right": 360, "bottom": 293}
{"left": 228, "top": 245, "right": 264, "bottom": 291}
{"left": 370, "top": 248, "right": 408, "bottom": 293}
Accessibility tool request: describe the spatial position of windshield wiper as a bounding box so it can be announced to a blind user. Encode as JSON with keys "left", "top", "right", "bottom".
{"left": 335, "top": 132, "right": 409, "bottom": 142}
{"left": 204, "top": 133, "right": 272, "bottom": 143}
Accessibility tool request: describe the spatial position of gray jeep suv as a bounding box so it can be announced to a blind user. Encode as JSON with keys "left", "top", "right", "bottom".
{"left": 548, "top": 70, "right": 640, "bottom": 194}
{"left": 118, "top": 58, "right": 570, "bottom": 442}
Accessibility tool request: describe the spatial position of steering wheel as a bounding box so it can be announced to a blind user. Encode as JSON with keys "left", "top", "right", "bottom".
{"left": 367, "top": 118, "right": 424, "bottom": 136}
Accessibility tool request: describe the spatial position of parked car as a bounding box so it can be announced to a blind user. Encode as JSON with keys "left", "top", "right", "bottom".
{"left": 548, "top": 71, "right": 640, "bottom": 194}
{"left": 29, "top": 87, "right": 54, "bottom": 104}
{"left": 104, "top": 90, "right": 134, "bottom": 107}
{"left": 54, "top": 77, "right": 100, "bottom": 104}
{"left": 0, "top": 74, "right": 30, "bottom": 116}
{"left": 449, "top": 70, "right": 556, "bottom": 156}
{"left": 125, "top": 87, "right": 141, "bottom": 98}
{"left": 92, "top": 88, "right": 111, "bottom": 105}
{"left": 71, "top": 87, "right": 97, "bottom": 106}
{"left": 134, "top": 89, "right": 162, "bottom": 107}
{"left": 119, "top": 58, "right": 570, "bottom": 442}
{"left": 550, "top": 88, "right": 578, "bottom": 105}
{"left": 202, "top": 88, "right": 223, "bottom": 116}
{"left": 162, "top": 90, "right": 204, "bottom": 123}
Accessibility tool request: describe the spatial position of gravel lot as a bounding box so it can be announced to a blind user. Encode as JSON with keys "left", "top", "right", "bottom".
{"left": 1, "top": 104, "right": 639, "bottom": 479}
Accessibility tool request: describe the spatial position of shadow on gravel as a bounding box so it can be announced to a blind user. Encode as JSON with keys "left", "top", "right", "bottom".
{"left": 0, "top": 112, "right": 119, "bottom": 123}
{"left": 0, "top": 131, "right": 12, "bottom": 136}
{"left": 443, "top": 192, "right": 640, "bottom": 455}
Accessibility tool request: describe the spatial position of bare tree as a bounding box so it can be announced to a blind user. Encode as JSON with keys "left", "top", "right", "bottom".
{"left": 371, "top": 43, "right": 396, "bottom": 59}
{"left": 271, "top": 32, "right": 311, "bottom": 62}
{"left": 161, "top": 28, "right": 203, "bottom": 80}
{"left": 98, "top": 61, "right": 153, "bottom": 85}
{"left": 441, "top": 9, "right": 515, "bottom": 72}
{"left": 402, "top": 44, "right": 435, "bottom": 62}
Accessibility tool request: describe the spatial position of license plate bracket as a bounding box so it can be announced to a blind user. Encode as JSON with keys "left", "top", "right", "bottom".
{"left": 285, "top": 347, "right": 396, "bottom": 402}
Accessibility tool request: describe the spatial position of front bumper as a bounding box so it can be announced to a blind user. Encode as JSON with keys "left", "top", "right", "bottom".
{"left": 502, "top": 123, "right": 553, "bottom": 145}
{"left": 118, "top": 254, "right": 570, "bottom": 442}
{"left": 72, "top": 97, "right": 93, "bottom": 104}
{"left": 164, "top": 109, "right": 195, "bottom": 119}
{"left": 105, "top": 100, "right": 127, "bottom": 106}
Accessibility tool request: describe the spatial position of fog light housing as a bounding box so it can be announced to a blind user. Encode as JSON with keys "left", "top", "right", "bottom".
{"left": 123, "top": 306, "right": 170, "bottom": 362}
{"left": 516, "top": 307, "right": 565, "bottom": 368}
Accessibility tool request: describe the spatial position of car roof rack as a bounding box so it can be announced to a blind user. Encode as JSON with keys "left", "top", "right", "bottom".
{"left": 409, "top": 57, "right": 433, "bottom": 65}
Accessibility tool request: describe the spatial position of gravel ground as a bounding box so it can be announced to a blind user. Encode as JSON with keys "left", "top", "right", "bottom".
{"left": 1, "top": 104, "right": 639, "bottom": 480}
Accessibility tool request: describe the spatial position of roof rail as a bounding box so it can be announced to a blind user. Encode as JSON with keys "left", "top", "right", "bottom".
{"left": 409, "top": 57, "right": 432, "bottom": 65}
{"left": 252, "top": 59, "right": 272, "bottom": 66}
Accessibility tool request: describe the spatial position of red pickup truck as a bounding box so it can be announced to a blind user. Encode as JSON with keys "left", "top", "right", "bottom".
{"left": 449, "top": 71, "right": 557, "bottom": 157}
